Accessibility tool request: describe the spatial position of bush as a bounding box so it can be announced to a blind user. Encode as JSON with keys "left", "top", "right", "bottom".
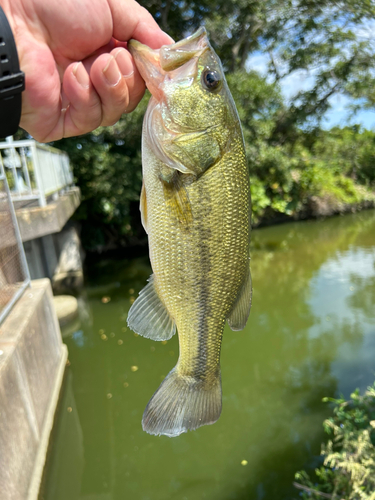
{"left": 294, "top": 385, "right": 375, "bottom": 500}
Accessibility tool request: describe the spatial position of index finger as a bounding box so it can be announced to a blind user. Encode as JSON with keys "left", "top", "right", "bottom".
{"left": 107, "top": 0, "right": 174, "bottom": 48}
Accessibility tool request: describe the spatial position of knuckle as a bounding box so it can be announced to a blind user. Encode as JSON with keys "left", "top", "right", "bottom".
{"left": 69, "top": 107, "right": 102, "bottom": 136}
{"left": 101, "top": 114, "right": 122, "bottom": 127}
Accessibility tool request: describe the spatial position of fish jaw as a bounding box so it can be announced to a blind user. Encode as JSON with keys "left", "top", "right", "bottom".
{"left": 159, "top": 27, "right": 208, "bottom": 71}
{"left": 128, "top": 28, "right": 209, "bottom": 100}
{"left": 127, "top": 40, "right": 164, "bottom": 99}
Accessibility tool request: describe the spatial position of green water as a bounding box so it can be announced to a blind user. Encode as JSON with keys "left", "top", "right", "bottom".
{"left": 40, "top": 211, "right": 375, "bottom": 500}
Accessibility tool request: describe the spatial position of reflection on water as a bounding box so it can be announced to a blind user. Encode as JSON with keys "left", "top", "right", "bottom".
{"left": 39, "top": 211, "right": 375, "bottom": 500}
{"left": 309, "top": 246, "right": 375, "bottom": 395}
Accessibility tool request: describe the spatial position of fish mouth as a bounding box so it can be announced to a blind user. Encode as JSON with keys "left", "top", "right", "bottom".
{"left": 128, "top": 27, "right": 208, "bottom": 99}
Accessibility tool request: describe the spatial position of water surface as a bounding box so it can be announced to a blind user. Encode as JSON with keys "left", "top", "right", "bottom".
{"left": 39, "top": 210, "right": 375, "bottom": 500}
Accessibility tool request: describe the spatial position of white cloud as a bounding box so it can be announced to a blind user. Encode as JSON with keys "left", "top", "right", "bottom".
{"left": 279, "top": 70, "right": 316, "bottom": 100}
{"left": 246, "top": 52, "right": 317, "bottom": 100}
{"left": 353, "top": 18, "right": 375, "bottom": 42}
{"left": 245, "top": 51, "right": 270, "bottom": 76}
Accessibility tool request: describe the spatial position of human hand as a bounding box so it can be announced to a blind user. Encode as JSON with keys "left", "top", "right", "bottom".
{"left": 0, "top": 0, "right": 173, "bottom": 142}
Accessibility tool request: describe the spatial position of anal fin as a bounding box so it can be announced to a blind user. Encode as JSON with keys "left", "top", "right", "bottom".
{"left": 127, "top": 275, "right": 176, "bottom": 341}
{"left": 227, "top": 266, "right": 252, "bottom": 331}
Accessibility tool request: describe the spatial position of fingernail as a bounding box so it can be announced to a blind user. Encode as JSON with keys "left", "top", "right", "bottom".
{"left": 73, "top": 62, "right": 90, "bottom": 89}
{"left": 103, "top": 56, "right": 121, "bottom": 86}
{"left": 162, "top": 31, "right": 175, "bottom": 44}
{"left": 114, "top": 49, "right": 134, "bottom": 78}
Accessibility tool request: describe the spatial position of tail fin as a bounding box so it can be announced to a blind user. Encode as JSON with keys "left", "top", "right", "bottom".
{"left": 142, "top": 367, "right": 222, "bottom": 437}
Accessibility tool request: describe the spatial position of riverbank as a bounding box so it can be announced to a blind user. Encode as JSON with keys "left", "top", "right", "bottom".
{"left": 82, "top": 199, "right": 375, "bottom": 265}
{"left": 254, "top": 194, "right": 375, "bottom": 228}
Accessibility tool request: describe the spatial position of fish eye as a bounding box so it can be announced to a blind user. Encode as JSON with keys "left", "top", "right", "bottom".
{"left": 202, "top": 70, "right": 222, "bottom": 91}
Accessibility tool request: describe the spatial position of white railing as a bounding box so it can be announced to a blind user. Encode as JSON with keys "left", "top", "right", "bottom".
{"left": 0, "top": 137, "right": 74, "bottom": 207}
{"left": 0, "top": 162, "right": 31, "bottom": 325}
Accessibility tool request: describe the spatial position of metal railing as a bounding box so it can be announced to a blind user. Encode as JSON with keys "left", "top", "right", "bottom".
{"left": 0, "top": 138, "right": 73, "bottom": 207}
{"left": 0, "top": 161, "right": 30, "bottom": 325}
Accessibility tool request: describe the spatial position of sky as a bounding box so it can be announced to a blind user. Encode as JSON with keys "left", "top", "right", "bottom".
{"left": 246, "top": 22, "right": 375, "bottom": 132}
{"left": 323, "top": 96, "right": 375, "bottom": 130}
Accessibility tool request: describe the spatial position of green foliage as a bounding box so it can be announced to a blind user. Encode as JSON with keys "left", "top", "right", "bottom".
{"left": 227, "top": 70, "right": 375, "bottom": 224}
{"left": 295, "top": 385, "right": 375, "bottom": 499}
{"left": 311, "top": 126, "right": 375, "bottom": 186}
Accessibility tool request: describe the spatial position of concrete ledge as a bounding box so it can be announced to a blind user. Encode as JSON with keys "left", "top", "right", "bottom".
{"left": 27, "top": 344, "right": 68, "bottom": 500}
{"left": 0, "top": 279, "right": 67, "bottom": 500}
{"left": 53, "top": 295, "right": 79, "bottom": 327}
{"left": 14, "top": 188, "right": 80, "bottom": 243}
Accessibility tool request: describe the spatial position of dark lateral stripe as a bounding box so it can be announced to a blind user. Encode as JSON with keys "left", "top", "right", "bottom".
{"left": 195, "top": 178, "right": 212, "bottom": 380}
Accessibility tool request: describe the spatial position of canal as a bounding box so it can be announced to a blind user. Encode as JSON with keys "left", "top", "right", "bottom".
{"left": 39, "top": 210, "right": 375, "bottom": 500}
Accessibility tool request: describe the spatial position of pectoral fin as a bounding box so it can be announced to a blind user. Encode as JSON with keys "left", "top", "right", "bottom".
{"left": 227, "top": 266, "right": 252, "bottom": 331}
{"left": 163, "top": 172, "right": 193, "bottom": 228}
{"left": 140, "top": 181, "right": 148, "bottom": 233}
{"left": 127, "top": 275, "right": 176, "bottom": 341}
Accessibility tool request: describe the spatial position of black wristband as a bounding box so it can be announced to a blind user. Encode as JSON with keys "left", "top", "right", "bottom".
{"left": 0, "top": 6, "right": 25, "bottom": 138}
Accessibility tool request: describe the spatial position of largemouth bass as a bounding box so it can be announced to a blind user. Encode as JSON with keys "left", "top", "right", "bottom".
{"left": 127, "top": 27, "right": 251, "bottom": 437}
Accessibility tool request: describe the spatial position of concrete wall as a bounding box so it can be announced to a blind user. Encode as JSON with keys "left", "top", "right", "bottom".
{"left": 23, "top": 238, "right": 45, "bottom": 280}
{"left": 23, "top": 225, "right": 84, "bottom": 294}
{"left": 15, "top": 188, "right": 80, "bottom": 243}
{"left": 0, "top": 279, "right": 67, "bottom": 500}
